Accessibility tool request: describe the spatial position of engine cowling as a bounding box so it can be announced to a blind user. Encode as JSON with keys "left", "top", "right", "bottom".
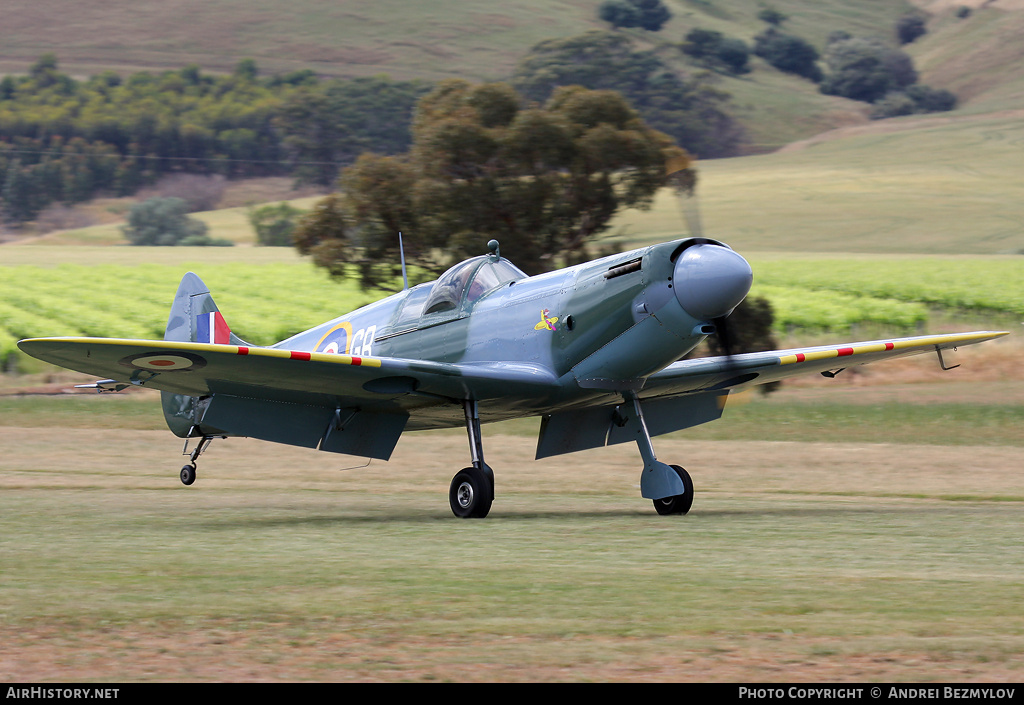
{"left": 673, "top": 243, "right": 753, "bottom": 321}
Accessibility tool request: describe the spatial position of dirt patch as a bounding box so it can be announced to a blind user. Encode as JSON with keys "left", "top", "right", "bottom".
{"left": 1, "top": 624, "right": 1018, "bottom": 682}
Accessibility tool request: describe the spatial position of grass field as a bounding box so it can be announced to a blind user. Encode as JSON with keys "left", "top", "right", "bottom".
{"left": 1, "top": 368, "right": 1022, "bottom": 681}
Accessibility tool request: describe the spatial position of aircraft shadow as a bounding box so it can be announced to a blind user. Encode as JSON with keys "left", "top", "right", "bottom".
{"left": 194, "top": 503, "right": 923, "bottom": 530}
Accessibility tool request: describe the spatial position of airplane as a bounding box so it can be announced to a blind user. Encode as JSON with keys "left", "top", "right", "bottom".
{"left": 17, "top": 237, "right": 1007, "bottom": 518}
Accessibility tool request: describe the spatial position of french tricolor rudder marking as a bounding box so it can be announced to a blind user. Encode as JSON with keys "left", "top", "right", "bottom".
{"left": 197, "top": 311, "right": 231, "bottom": 345}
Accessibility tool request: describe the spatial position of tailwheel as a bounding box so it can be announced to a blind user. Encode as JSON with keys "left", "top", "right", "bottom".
{"left": 653, "top": 465, "right": 693, "bottom": 515}
{"left": 180, "top": 463, "right": 197, "bottom": 486}
{"left": 449, "top": 466, "right": 493, "bottom": 518}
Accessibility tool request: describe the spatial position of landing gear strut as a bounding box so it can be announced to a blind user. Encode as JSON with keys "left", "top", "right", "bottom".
{"left": 618, "top": 394, "right": 695, "bottom": 515}
{"left": 179, "top": 432, "right": 220, "bottom": 486}
{"left": 449, "top": 400, "right": 494, "bottom": 518}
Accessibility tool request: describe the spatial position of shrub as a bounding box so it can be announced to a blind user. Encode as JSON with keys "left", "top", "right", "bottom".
{"left": 682, "top": 29, "right": 751, "bottom": 75}
{"left": 753, "top": 29, "right": 822, "bottom": 82}
{"left": 896, "top": 15, "right": 927, "bottom": 45}
{"left": 598, "top": 0, "right": 671, "bottom": 31}
{"left": 819, "top": 36, "right": 916, "bottom": 103}
{"left": 906, "top": 84, "right": 957, "bottom": 112}
{"left": 249, "top": 201, "right": 305, "bottom": 246}
{"left": 122, "top": 196, "right": 232, "bottom": 246}
{"left": 599, "top": 0, "right": 641, "bottom": 28}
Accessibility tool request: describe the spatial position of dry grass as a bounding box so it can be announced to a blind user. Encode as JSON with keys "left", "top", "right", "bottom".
{"left": 1, "top": 423, "right": 1022, "bottom": 682}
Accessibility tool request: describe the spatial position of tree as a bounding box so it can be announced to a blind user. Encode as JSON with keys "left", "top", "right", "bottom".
{"left": 753, "top": 28, "right": 822, "bottom": 82}
{"left": 757, "top": 7, "right": 788, "bottom": 27}
{"left": 718, "top": 38, "right": 752, "bottom": 75}
{"left": 599, "top": 0, "right": 671, "bottom": 31}
{"left": 276, "top": 76, "right": 431, "bottom": 186}
{"left": 896, "top": 15, "right": 927, "bottom": 45}
{"left": 634, "top": 0, "right": 672, "bottom": 31}
{"left": 819, "top": 36, "right": 917, "bottom": 103}
{"left": 512, "top": 31, "right": 745, "bottom": 158}
{"left": 122, "top": 197, "right": 232, "bottom": 246}
{"left": 233, "top": 58, "right": 259, "bottom": 81}
{"left": 905, "top": 84, "right": 956, "bottom": 112}
{"left": 871, "top": 84, "right": 957, "bottom": 119}
{"left": 248, "top": 201, "right": 305, "bottom": 246}
{"left": 682, "top": 29, "right": 751, "bottom": 75}
{"left": 294, "top": 81, "right": 690, "bottom": 289}
{"left": 682, "top": 28, "right": 723, "bottom": 63}
{"left": 292, "top": 194, "right": 357, "bottom": 278}
{"left": 599, "top": 0, "right": 641, "bottom": 28}
{"left": 28, "top": 53, "right": 61, "bottom": 89}
{"left": 2, "top": 161, "right": 42, "bottom": 224}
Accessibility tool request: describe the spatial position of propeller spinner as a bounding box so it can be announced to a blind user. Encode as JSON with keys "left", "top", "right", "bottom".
{"left": 673, "top": 243, "right": 753, "bottom": 322}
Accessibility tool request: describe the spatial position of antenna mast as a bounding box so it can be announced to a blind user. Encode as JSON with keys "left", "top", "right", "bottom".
{"left": 398, "top": 232, "right": 409, "bottom": 291}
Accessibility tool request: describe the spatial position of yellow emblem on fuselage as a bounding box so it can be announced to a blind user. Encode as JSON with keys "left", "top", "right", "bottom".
{"left": 535, "top": 308, "right": 558, "bottom": 331}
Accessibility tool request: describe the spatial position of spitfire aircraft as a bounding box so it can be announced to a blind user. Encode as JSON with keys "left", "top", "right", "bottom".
{"left": 18, "top": 237, "right": 1006, "bottom": 517}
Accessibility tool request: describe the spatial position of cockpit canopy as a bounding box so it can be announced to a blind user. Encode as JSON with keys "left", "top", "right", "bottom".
{"left": 422, "top": 255, "right": 527, "bottom": 315}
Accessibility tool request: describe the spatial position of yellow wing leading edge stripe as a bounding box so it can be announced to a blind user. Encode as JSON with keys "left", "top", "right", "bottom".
{"left": 777, "top": 331, "right": 1008, "bottom": 366}
{"left": 23, "top": 337, "right": 384, "bottom": 368}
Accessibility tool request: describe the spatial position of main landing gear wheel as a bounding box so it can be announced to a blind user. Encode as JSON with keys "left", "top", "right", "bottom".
{"left": 449, "top": 466, "right": 493, "bottom": 518}
{"left": 653, "top": 465, "right": 693, "bottom": 515}
{"left": 180, "top": 463, "right": 197, "bottom": 486}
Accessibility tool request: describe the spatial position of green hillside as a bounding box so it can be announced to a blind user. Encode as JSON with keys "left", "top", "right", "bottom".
{"left": 607, "top": 109, "right": 1024, "bottom": 255}
{"left": 3, "top": 0, "right": 1021, "bottom": 150}
{"left": 0, "top": 0, "right": 918, "bottom": 81}
{"left": 911, "top": 3, "right": 1024, "bottom": 113}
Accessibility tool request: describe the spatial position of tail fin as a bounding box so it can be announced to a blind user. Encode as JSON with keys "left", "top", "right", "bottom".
{"left": 161, "top": 272, "right": 247, "bottom": 438}
{"left": 164, "top": 272, "right": 248, "bottom": 346}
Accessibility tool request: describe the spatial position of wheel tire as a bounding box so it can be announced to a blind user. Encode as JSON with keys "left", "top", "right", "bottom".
{"left": 653, "top": 465, "right": 693, "bottom": 515}
{"left": 180, "top": 464, "right": 197, "bottom": 486}
{"left": 449, "top": 466, "right": 493, "bottom": 518}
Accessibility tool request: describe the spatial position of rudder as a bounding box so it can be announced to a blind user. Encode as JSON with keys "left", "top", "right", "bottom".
{"left": 161, "top": 272, "right": 246, "bottom": 438}
{"left": 164, "top": 272, "right": 246, "bottom": 346}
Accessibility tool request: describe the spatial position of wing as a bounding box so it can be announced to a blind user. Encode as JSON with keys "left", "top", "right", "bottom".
{"left": 642, "top": 330, "right": 1009, "bottom": 399}
{"left": 17, "top": 336, "right": 559, "bottom": 423}
{"left": 534, "top": 330, "right": 1008, "bottom": 459}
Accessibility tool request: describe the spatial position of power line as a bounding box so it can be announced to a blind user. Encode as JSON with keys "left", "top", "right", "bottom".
{"left": 0, "top": 146, "right": 341, "bottom": 166}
